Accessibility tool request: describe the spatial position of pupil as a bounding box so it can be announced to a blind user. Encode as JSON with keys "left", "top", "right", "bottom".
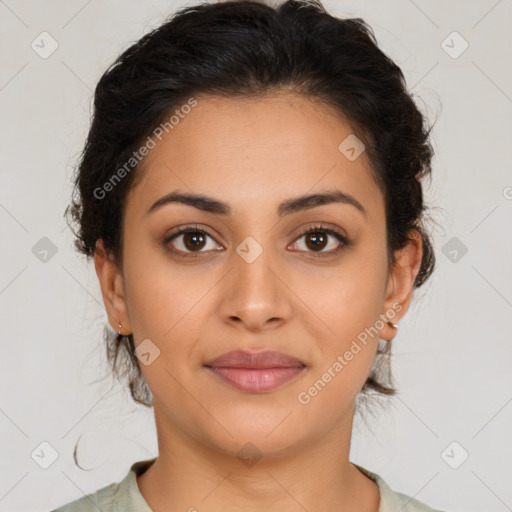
{"left": 307, "top": 233, "right": 326, "bottom": 251}
{"left": 185, "top": 232, "right": 205, "bottom": 251}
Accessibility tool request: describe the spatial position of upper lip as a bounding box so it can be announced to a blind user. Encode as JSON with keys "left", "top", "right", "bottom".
{"left": 204, "top": 350, "right": 306, "bottom": 369}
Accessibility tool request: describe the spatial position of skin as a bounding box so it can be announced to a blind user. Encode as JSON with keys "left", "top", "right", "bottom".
{"left": 94, "top": 91, "right": 423, "bottom": 512}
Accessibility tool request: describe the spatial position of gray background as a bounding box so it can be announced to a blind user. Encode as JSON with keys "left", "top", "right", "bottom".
{"left": 1, "top": 1, "right": 511, "bottom": 511}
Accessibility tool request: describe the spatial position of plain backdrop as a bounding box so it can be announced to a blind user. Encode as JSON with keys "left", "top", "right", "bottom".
{"left": 1, "top": 1, "right": 511, "bottom": 511}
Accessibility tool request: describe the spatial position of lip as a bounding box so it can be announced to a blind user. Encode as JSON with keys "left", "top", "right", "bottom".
{"left": 204, "top": 350, "right": 305, "bottom": 369}
{"left": 204, "top": 350, "right": 306, "bottom": 393}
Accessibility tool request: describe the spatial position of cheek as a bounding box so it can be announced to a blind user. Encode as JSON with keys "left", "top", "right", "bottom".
{"left": 124, "top": 267, "right": 208, "bottom": 346}
{"left": 294, "top": 272, "right": 384, "bottom": 414}
{"left": 121, "top": 255, "right": 212, "bottom": 406}
{"left": 122, "top": 234, "right": 205, "bottom": 335}
{"left": 298, "top": 245, "right": 388, "bottom": 337}
{"left": 296, "top": 242, "right": 388, "bottom": 384}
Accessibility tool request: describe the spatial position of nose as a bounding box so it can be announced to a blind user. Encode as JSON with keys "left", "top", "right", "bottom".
{"left": 218, "top": 245, "right": 293, "bottom": 333}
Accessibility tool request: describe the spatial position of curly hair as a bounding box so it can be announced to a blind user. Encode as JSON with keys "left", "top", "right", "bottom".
{"left": 65, "top": 0, "right": 436, "bottom": 408}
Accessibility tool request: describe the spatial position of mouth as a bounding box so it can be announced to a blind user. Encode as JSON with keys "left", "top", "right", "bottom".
{"left": 203, "top": 350, "right": 307, "bottom": 393}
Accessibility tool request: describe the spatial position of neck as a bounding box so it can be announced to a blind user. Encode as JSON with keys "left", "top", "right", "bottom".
{"left": 136, "top": 404, "right": 380, "bottom": 512}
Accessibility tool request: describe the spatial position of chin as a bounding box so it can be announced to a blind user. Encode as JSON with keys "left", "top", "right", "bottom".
{"left": 199, "top": 410, "right": 310, "bottom": 460}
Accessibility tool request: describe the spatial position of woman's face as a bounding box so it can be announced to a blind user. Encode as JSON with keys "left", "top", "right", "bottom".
{"left": 96, "top": 92, "right": 421, "bottom": 458}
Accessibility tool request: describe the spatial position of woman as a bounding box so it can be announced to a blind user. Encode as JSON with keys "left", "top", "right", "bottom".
{"left": 54, "top": 0, "right": 442, "bottom": 510}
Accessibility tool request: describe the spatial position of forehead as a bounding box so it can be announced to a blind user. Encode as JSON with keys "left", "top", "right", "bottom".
{"left": 126, "top": 92, "right": 384, "bottom": 222}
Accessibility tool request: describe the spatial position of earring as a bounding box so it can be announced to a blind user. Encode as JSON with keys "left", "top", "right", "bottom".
{"left": 118, "top": 322, "right": 123, "bottom": 336}
{"left": 387, "top": 321, "right": 399, "bottom": 329}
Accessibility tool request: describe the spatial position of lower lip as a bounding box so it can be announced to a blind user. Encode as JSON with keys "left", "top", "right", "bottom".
{"left": 205, "top": 366, "right": 306, "bottom": 392}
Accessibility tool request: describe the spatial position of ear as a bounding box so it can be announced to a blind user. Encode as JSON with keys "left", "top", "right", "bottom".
{"left": 379, "top": 229, "right": 423, "bottom": 341}
{"left": 94, "top": 239, "right": 132, "bottom": 335}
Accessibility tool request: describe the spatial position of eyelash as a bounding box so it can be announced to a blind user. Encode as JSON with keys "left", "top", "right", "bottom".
{"left": 292, "top": 224, "right": 351, "bottom": 255}
{"left": 163, "top": 223, "right": 351, "bottom": 258}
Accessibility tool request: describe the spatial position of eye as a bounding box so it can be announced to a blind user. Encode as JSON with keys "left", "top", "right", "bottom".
{"left": 163, "top": 225, "right": 223, "bottom": 255}
{"left": 289, "top": 224, "right": 350, "bottom": 256}
{"left": 163, "top": 223, "right": 350, "bottom": 258}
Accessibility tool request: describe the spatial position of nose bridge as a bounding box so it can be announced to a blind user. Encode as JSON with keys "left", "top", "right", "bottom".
{"left": 220, "top": 235, "right": 292, "bottom": 330}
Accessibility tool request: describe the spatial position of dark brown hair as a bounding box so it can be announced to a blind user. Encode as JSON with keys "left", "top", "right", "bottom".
{"left": 66, "top": 0, "right": 437, "bottom": 408}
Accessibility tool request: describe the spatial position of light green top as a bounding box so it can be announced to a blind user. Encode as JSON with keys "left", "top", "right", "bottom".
{"left": 52, "top": 458, "right": 444, "bottom": 512}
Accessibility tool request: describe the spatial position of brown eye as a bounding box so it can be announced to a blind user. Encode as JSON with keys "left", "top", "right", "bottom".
{"left": 182, "top": 231, "right": 207, "bottom": 251}
{"left": 290, "top": 225, "right": 350, "bottom": 256}
{"left": 164, "top": 226, "right": 223, "bottom": 255}
{"left": 304, "top": 232, "right": 328, "bottom": 251}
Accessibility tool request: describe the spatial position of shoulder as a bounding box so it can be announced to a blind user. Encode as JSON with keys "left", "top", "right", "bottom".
{"left": 50, "top": 481, "right": 118, "bottom": 512}
{"left": 51, "top": 458, "right": 156, "bottom": 512}
{"left": 353, "top": 463, "right": 446, "bottom": 512}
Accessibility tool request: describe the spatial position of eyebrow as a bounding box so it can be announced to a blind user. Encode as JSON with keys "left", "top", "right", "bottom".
{"left": 146, "top": 190, "right": 367, "bottom": 218}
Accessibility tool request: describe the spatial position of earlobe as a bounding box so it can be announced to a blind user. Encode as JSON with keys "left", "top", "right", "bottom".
{"left": 380, "top": 230, "right": 423, "bottom": 340}
{"left": 94, "top": 239, "right": 132, "bottom": 334}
